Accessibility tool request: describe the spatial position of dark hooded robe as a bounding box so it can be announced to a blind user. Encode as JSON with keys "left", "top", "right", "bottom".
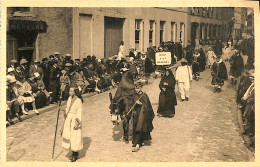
{"left": 198, "top": 49, "right": 206, "bottom": 71}
{"left": 144, "top": 57, "right": 154, "bottom": 74}
{"left": 211, "top": 59, "right": 228, "bottom": 86}
{"left": 131, "top": 92, "right": 155, "bottom": 146}
{"left": 230, "top": 54, "right": 244, "bottom": 78}
{"left": 114, "top": 64, "right": 138, "bottom": 102}
{"left": 157, "top": 69, "right": 177, "bottom": 117}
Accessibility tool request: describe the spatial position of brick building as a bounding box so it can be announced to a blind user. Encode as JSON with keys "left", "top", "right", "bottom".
{"left": 6, "top": 7, "right": 248, "bottom": 64}
{"left": 6, "top": 7, "right": 73, "bottom": 66}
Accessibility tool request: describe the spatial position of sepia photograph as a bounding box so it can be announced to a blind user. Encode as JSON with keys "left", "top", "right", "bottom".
{"left": 1, "top": 0, "right": 259, "bottom": 166}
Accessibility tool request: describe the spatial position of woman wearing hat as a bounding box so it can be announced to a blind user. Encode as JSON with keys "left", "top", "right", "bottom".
{"left": 18, "top": 78, "right": 39, "bottom": 115}
{"left": 27, "top": 73, "right": 48, "bottom": 108}
{"left": 62, "top": 87, "right": 83, "bottom": 162}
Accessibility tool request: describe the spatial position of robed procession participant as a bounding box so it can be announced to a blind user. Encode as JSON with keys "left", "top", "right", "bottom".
{"left": 176, "top": 58, "right": 193, "bottom": 101}
{"left": 198, "top": 48, "right": 206, "bottom": 71}
{"left": 229, "top": 49, "right": 244, "bottom": 86}
{"left": 62, "top": 87, "right": 83, "bottom": 162}
{"left": 192, "top": 50, "right": 201, "bottom": 81}
{"left": 113, "top": 64, "right": 139, "bottom": 142}
{"left": 211, "top": 55, "right": 228, "bottom": 93}
{"left": 157, "top": 69, "right": 177, "bottom": 118}
{"left": 131, "top": 86, "right": 154, "bottom": 152}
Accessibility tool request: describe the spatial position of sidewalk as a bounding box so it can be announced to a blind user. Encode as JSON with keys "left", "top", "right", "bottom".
{"left": 7, "top": 61, "right": 181, "bottom": 127}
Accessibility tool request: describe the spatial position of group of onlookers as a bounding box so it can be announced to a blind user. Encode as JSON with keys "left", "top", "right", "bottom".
{"left": 6, "top": 45, "right": 167, "bottom": 124}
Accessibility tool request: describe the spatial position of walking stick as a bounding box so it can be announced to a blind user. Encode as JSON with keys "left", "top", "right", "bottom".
{"left": 203, "top": 74, "right": 212, "bottom": 86}
{"left": 52, "top": 93, "right": 62, "bottom": 160}
{"left": 126, "top": 91, "right": 145, "bottom": 116}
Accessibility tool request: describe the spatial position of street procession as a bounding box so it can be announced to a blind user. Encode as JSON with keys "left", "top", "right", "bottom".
{"left": 5, "top": 7, "right": 255, "bottom": 162}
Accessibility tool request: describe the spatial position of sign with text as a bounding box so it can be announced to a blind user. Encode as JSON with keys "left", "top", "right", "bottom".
{"left": 155, "top": 52, "right": 171, "bottom": 65}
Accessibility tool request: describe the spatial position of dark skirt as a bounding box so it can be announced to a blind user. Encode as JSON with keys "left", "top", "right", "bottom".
{"left": 35, "top": 92, "right": 47, "bottom": 109}
{"left": 157, "top": 90, "right": 176, "bottom": 117}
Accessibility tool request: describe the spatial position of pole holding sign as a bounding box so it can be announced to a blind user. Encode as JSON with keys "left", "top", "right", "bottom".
{"left": 155, "top": 52, "right": 172, "bottom": 65}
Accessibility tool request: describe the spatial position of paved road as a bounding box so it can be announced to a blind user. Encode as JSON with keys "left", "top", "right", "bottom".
{"left": 6, "top": 62, "right": 253, "bottom": 162}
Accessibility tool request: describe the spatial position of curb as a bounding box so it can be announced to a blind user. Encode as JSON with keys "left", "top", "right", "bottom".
{"left": 6, "top": 91, "right": 99, "bottom": 127}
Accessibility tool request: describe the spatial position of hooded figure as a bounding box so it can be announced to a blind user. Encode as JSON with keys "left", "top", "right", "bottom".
{"left": 131, "top": 87, "right": 154, "bottom": 152}
{"left": 114, "top": 64, "right": 138, "bottom": 101}
{"left": 157, "top": 69, "right": 177, "bottom": 117}
{"left": 211, "top": 55, "right": 228, "bottom": 93}
{"left": 229, "top": 50, "right": 244, "bottom": 85}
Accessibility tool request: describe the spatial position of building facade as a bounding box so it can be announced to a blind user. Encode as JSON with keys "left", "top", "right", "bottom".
{"left": 7, "top": 7, "right": 246, "bottom": 64}
{"left": 246, "top": 8, "right": 254, "bottom": 36}
{"left": 6, "top": 7, "right": 73, "bottom": 66}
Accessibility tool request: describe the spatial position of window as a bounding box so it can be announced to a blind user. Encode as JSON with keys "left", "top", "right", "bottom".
{"left": 160, "top": 21, "right": 165, "bottom": 44}
{"left": 135, "top": 19, "right": 143, "bottom": 51}
{"left": 171, "top": 22, "right": 177, "bottom": 42}
{"left": 180, "top": 23, "right": 185, "bottom": 45}
{"left": 135, "top": 20, "right": 142, "bottom": 44}
{"left": 149, "top": 20, "right": 155, "bottom": 46}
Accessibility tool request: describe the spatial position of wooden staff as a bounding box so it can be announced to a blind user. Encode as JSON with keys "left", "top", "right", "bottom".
{"left": 52, "top": 93, "right": 62, "bottom": 160}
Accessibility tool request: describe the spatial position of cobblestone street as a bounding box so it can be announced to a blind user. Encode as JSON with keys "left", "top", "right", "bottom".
{"left": 6, "top": 62, "right": 253, "bottom": 162}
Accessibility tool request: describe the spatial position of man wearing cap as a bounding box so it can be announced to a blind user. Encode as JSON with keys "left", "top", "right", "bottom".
{"left": 41, "top": 58, "right": 49, "bottom": 90}
{"left": 83, "top": 64, "right": 100, "bottom": 92}
{"left": 6, "top": 76, "right": 22, "bottom": 123}
{"left": 175, "top": 58, "right": 193, "bottom": 101}
{"left": 54, "top": 52, "right": 64, "bottom": 69}
{"left": 49, "top": 61, "right": 61, "bottom": 103}
{"left": 229, "top": 49, "right": 244, "bottom": 86}
{"left": 211, "top": 55, "right": 228, "bottom": 93}
{"left": 29, "top": 60, "right": 44, "bottom": 80}
{"left": 20, "top": 58, "right": 29, "bottom": 81}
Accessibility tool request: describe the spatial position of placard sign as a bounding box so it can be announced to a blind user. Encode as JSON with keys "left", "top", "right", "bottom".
{"left": 155, "top": 52, "right": 171, "bottom": 65}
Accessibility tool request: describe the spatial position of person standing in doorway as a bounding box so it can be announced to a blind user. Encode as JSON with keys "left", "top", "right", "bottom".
{"left": 62, "top": 87, "right": 83, "bottom": 162}
{"left": 117, "top": 41, "right": 125, "bottom": 60}
{"left": 176, "top": 58, "right": 193, "bottom": 101}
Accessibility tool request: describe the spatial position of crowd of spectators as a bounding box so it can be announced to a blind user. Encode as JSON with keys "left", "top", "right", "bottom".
{"left": 6, "top": 43, "right": 183, "bottom": 125}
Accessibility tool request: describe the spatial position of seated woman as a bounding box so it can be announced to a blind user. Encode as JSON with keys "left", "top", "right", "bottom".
{"left": 71, "top": 65, "right": 89, "bottom": 94}
{"left": 83, "top": 64, "right": 100, "bottom": 93}
{"left": 27, "top": 73, "right": 48, "bottom": 109}
{"left": 107, "top": 59, "right": 121, "bottom": 84}
{"left": 18, "top": 78, "right": 39, "bottom": 115}
{"left": 97, "top": 60, "right": 112, "bottom": 91}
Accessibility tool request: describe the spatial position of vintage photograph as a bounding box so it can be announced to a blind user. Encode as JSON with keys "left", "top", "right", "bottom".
{"left": 4, "top": 6, "right": 256, "bottom": 162}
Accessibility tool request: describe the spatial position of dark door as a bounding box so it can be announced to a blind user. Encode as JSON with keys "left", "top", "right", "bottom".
{"left": 104, "top": 17, "right": 124, "bottom": 58}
